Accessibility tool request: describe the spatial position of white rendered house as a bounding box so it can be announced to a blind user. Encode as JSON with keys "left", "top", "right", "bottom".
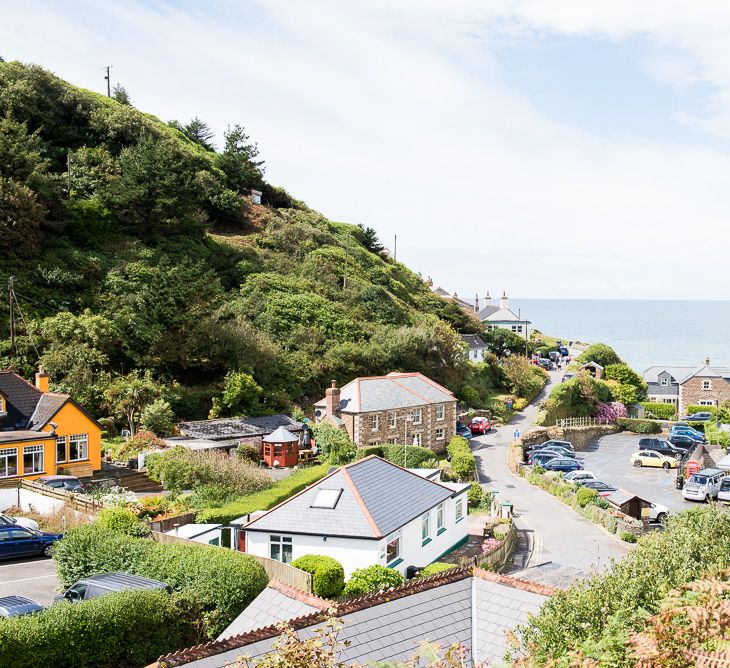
{"left": 241, "top": 456, "right": 470, "bottom": 578}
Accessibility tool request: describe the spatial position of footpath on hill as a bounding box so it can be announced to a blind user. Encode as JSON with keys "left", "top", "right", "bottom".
{"left": 471, "top": 367, "right": 629, "bottom": 588}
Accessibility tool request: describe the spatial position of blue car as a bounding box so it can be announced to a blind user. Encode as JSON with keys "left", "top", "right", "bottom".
{"left": 543, "top": 458, "right": 583, "bottom": 472}
{"left": 0, "top": 525, "right": 62, "bottom": 560}
{"left": 529, "top": 452, "right": 563, "bottom": 467}
{"left": 671, "top": 426, "right": 706, "bottom": 443}
{"left": 456, "top": 423, "right": 473, "bottom": 440}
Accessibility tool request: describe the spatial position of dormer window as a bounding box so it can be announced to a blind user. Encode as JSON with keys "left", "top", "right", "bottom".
{"left": 660, "top": 377, "right": 668, "bottom": 387}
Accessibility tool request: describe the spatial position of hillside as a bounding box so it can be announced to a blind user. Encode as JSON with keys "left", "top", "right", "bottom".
{"left": 0, "top": 61, "right": 503, "bottom": 422}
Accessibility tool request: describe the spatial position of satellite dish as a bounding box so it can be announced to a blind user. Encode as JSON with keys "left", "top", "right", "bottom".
{"left": 314, "top": 409, "right": 322, "bottom": 418}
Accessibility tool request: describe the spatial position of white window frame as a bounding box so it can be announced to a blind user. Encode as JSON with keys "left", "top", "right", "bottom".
{"left": 269, "top": 534, "right": 293, "bottom": 564}
{"left": 660, "top": 377, "right": 668, "bottom": 387}
{"left": 413, "top": 433, "right": 422, "bottom": 447}
{"left": 388, "top": 412, "right": 396, "bottom": 429}
{"left": 421, "top": 512, "right": 431, "bottom": 544}
{"left": 69, "top": 434, "right": 88, "bottom": 462}
{"left": 703, "top": 380, "right": 712, "bottom": 391}
{"left": 435, "top": 405, "right": 445, "bottom": 421}
{"left": 436, "top": 502, "right": 445, "bottom": 534}
{"left": 455, "top": 496, "right": 464, "bottom": 523}
{"left": 411, "top": 408, "right": 422, "bottom": 425}
{"left": 56, "top": 436, "right": 67, "bottom": 464}
{"left": 385, "top": 530, "right": 401, "bottom": 564}
{"left": 699, "top": 400, "right": 714, "bottom": 406}
{"left": 23, "top": 444, "right": 44, "bottom": 475}
{"left": 435, "top": 427, "right": 445, "bottom": 441}
{"left": 0, "top": 448, "right": 18, "bottom": 478}
{"left": 370, "top": 414, "right": 379, "bottom": 431}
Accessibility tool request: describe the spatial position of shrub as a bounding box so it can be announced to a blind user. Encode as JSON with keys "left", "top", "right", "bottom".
{"left": 96, "top": 507, "right": 150, "bottom": 537}
{"left": 107, "top": 431, "right": 166, "bottom": 462}
{"left": 493, "top": 523, "right": 511, "bottom": 540}
{"left": 639, "top": 402, "right": 677, "bottom": 420}
{"left": 235, "top": 444, "right": 260, "bottom": 464}
{"left": 355, "top": 445, "right": 384, "bottom": 460}
{"left": 195, "top": 463, "right": 330, "bottom": 524}
{"left": 594, "top": 497, "right": 610, "bottom": 509}
{"left": 145, "top": 446, "right": 273, "bottom": 503}
{"left": 140, "top": 398, "right": 175, "bottom": 436}
{"left": 576, "top": 343, "right": 623, "bottom": 368}
{"left": 312, "top": 422, "right": 357, "bottom": 465}
{"left": 620, "top": 531, "right": 638, "bottom": 543}
{"left": 467, "top": 482, "right": 483, "bottom": 508}
{"left": 576, "top": 486, "right": 598, "bottom": 508}
{"left": 0, "top": 589, "right": 201, "bottom": 668}
{"left": 342, "top": 564, "right": 404, "bottom": 597}
{"left": 616, "top": 417, "right": 662, "bottom": 434}
{"left": 447, "top": 436, "right": 476, "bottom": 482}
{"left": 291, "top": 554, "right": 344, "bottom": 598}
{"left": 53, "top": 524, "right": 268, "bottom": 637}
{"left": 381, "top": 444, "right": 438, "bottom": 468}
{"left": 417, "top": 562, "right": 457, "bottom": 578}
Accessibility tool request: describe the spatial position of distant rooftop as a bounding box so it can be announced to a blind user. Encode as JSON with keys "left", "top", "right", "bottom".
{"left": 177, "top": 414, "right": 303, "bottom": 442}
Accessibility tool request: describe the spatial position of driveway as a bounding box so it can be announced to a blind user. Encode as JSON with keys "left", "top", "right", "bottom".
{"left": 0, "top": 557, "right": 60, "bottom": 605}
{"left": 580, "top": 433, "right": 695, "bottom": 513}
{"left": 472, "top": 368, "right": 629, "bottom": 588}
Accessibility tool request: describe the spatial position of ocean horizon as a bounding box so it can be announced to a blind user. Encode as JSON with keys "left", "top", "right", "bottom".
{"left": 506, "top": 298, "right": 730, "bottom": 374}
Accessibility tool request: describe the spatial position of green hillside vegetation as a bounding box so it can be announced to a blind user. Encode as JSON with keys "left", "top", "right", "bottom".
{"left": 0, "top": 61, "right": 522, "bottom": 425}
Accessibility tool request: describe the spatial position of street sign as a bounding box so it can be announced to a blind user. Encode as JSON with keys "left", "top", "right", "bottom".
{"left": 513, "top": 429, "right": 521, "bottom": 440}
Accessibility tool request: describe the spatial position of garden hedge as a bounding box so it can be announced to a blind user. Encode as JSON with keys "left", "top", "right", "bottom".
{"left": 342, "top": 564, "right": 404, "bottom": 597}
{"left": 291, "top": 554, "right": 345, "bottom": 598}
{"left": 639, "top": 402, "right": 677, "bottom": 420}
{"left": 447, "top": 436, "right": 476, "bottom": 481}
{"left": 53, "top": 524, "right": 268, "bottom": 637}
{"left": 355, "top": 445, "right": 384, "bottom": 459}
{"left": 616, "top": 417, "right": 662, "bottom": 434}
{"left": 417, "top": 562, "right": 457, "bottom": 578}
{"left": 382, "top": 444, "right": 438, "bottom": 468}
{"left": 0, "top": 589, "right": 200, "bottom": 668}
{"left": 196, "top": 463, "right": 330, "bottom": 524}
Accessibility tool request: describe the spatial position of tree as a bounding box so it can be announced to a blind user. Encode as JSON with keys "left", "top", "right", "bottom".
{"left": 576, "top": 343, "right": 623, "bottom": 368}
{"left": 484, "top": 328, "right": 528, "bottom": 358}
{"left": 140, "top": 398, "right": 175, "bottom": 436}
{"left": 170, "top": 117, "right": 216, "bottom": 151}
{"left": 604, "top": 363, "right": 647, "bottom": 401}
{"left": 209, "top": 370, "right": 263, "bottom": 418}
{"left": 357, "top": 225, "right": 384, "bottom": 254}
{"left": 312, "top": 422, "right": 356, "bottom": 465}
{"left": 218, "top": 124, "right": 265, "bottom": 192}
{"left": 502, "top": 356, "right": 544, "bottom": 399}
{"left": 103, "top": 369, "right": 166, "bottom": 435}
{"left": 111, "top": 84, "right": 132, "bottom": 106}
{"left": 0, "top": 177, "right": 45, "bottom": 256}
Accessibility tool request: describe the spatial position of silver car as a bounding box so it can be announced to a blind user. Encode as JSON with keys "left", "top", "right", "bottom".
{"left": 682, "top": 468, "right": 726, "bottom": 502}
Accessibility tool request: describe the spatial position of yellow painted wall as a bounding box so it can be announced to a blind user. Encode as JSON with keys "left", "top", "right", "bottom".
{"left": 0, "top": 436, "right": 55, "bottom": 481}
{"left": 41, "top": 401, "right": 102, "bottom": 475}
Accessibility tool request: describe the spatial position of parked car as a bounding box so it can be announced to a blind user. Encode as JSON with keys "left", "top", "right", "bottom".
{"left": 528, "top": 452, "right": 564, "bottom": 467}
{"left": 564, "top": 470, "right": 595, "bottom": 482}
{"left": 56, "top": 572, "right": 170, "bottom": 603}
{"left": 667, "top": 434, "right": 699, "bottom": 450}
{"left": 529, "top": 439, "right": 575, "bottom": 452}
{"left": 0, "top": 513, "right": 39, "bottom": 531}
{"left": 469, "top": 417, "right": 492, "bottom": 435}
{"left": 548, "top": 351, "right": 561, "bottom": 363}
{"left": 717, "top": 477, "right": 730, "bottom": 503}
{"left": 455, "top": 423, "right": 473, "bottom": 440}
{"left": 0, "top": 595, "right": 44, "bottom": 618}
{"left": 36, "top": 475, "right": 84, "bottom": 493}
{"left": 681, "top": 412, "right": 713, "bottom": 422}
{"left": 578, "top": 480, "right": 617, "bottom": 496}
{"left": 637, "top": 438, "right": 684, "bottom": 459}
{"left": 631, "top": 450, "right": 677, "bottom": 469}
{"left": 648, "top": 502, "right": 669, "bottom": 523}
{"left": 561, "top": 372, "right": 576, "bottom": 383}
{"left": 543, "top": 458, "right": 583, "bottom": 472}
{"left": 0, "top": 525, "right": 62, "bottom": 560}
{"left": 682, "top": 468, "right": 726, "bottom": 502}
{"left": 670, "top": 425, "right": 707, "bottom": 442}
{"left": 558, "top": 346, "right": 569, "bottom": 356}
{"left": 537, "top": 358, "right": 553, "bottom": 370}
{"left": 527, "top": 447, "right": 575, "bottom": 463}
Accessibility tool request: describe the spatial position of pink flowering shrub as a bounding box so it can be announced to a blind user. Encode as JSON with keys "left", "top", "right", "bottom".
{"left": 482, "top": 538, "right": 502, "bottom": 554}
{"left": 595, "top": 401, "right": 627, "bottom": 422}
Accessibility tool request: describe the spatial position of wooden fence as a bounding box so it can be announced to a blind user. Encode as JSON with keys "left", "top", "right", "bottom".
{"left": 149, "top": 513, "right": 197, "bottom": 533}
{"left": 555, "top": 417, "right": 613, "bottom": 428}
{"left": 150, "top": 531, "right": 313, "bottom": 592}
{"left": 457, "top": 525, "right": 517, "bottom": 571}
{"left": 19, "top": 479, "right": 102, "bottom": 512}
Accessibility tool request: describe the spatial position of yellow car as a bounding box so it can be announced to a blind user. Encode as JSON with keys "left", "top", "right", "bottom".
{"left": 631, "top": 450, "right": 678, "bottom": 469}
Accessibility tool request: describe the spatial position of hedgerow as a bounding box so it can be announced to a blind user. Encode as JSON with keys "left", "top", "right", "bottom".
{"left": 447, "top": 436, "right": 476, "bottom": 481}
{"left": 291, "top": 554, "right": 345, "bottom": 598}
{"left": 616, "top": 417, "right": 662, "bottom": 434}
{"left": 342, "top": 564, "right": 404, "bottom": 597}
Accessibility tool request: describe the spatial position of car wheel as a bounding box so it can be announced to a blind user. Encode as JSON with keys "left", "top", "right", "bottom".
{"left": 42, "top": 544, "right": 53, "bottom": 558}
{"left": 634, "top": 460, "right": 642, "bottom": 467}
{"left": 656, "top": 513, "right": 667, "bottom": 523}
{"left": 706, "top": 494, "right": 712, "bottom": 503}
{"left": 662, "top": 462, "right": 670, "bottom": 469}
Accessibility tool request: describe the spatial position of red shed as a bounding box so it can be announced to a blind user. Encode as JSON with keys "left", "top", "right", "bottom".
{"left": 262, "top": 426, "right": 299, "bottom": 468}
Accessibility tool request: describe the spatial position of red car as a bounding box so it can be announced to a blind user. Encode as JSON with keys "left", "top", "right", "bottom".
{"left": 469, "top": 417, "right": 493, "bottom": 434}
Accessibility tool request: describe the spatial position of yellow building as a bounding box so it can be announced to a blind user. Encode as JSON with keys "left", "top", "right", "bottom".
{"left": 0, "top": 366, "right": 102, "bottom": 481}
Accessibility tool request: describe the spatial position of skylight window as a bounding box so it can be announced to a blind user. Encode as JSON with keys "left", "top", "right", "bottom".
{"left": 311, "top": 487, "right": 343, "bottom": 509}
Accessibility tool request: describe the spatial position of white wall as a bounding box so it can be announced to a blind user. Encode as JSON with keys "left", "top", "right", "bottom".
{"left": 0, "top": 488, "right": 65, "bottom": 514}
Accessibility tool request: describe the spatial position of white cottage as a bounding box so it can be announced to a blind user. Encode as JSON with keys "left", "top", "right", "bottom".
{"left": 241, "top": 455, "right": 470, "bottom": 578}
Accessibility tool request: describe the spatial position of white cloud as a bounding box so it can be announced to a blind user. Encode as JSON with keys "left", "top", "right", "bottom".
{"left": 2, "top": 1, "right": 730, "bottom": 298}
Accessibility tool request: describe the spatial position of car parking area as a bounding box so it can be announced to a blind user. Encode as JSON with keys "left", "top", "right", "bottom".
{"left": 579, "top": 433, "right": 695, "bottom": 513}
{"left": 0, "top": 557, "right": 59, "bottom": 605}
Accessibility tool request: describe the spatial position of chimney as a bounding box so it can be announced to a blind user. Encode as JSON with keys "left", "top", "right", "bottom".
{"left": 426, "top": 276, "right": 433, "bottom": 288}
{"left": 484, "top": 291, "right": 492, "bottom": 306}
{"left": 35, "top": 364, "right": 49, "bottom": 393}
{"left": 325, "top": 380, "right": 341, "bottom": 418}
{"left": 474, "top": 293, "right": 479, "bottom": 314}
{"left": 500, "top": 291, "right": 508, "bottom": 309}
{"left": 705, "top": 356, "right": 711, "bottom": 366}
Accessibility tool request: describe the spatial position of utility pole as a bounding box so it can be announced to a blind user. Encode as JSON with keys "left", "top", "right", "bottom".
{"left": 66, "top": 148, "right": 72, "bottom": 196}
{"left": 8, "top": 277, "right": 15, "bottom": 361}
{"left": 103, "top": 65, "right": 112, "bottom": 98}
{"left": 393, "top": 234, "right": 397, "bottom": 263}
{"left": 343, "top": 247, "right": 348, "bottom": 290}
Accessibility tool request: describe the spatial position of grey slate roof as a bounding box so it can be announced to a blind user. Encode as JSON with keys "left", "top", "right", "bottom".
{"left": 314, "top": 372, "right": 455, "bottom": 413}
{"left": 643, "top": 365, "right": 730, "bottom": 385}
{"left": 0, "top": 430, "right": 55, "bottom": 444}
{"left": 178, "top": 414, "right": 303, "bottom": 442}
{"left": 460, "top": 334, "right": 486, "bottom": 350}
{"left": 481, "top": 306, "right": 530, "bottom": 324}
{"left": 0, "top": 371, "right": 42, "bottom": 430}
{"left": 157, "top": 568, "right": 554, "bottom": 668}
{"left": 646, "top": 383, "right": 679, "bottom": 396}
{"left": 245, "top": 456, "right": 456, "bottom": 539}
{"left": 27, "top": 393, "right": 68, "bottom": 430}
{"left": 478, "top": 304, "right": 500, "bottom": 320}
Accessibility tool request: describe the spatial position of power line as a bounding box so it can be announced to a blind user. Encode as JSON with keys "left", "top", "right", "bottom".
{"left": 10, "top": 288, "right": 40, "bottom": 359}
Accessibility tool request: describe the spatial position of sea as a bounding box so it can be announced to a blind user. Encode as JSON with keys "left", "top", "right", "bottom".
{"left": 508, "top": 299, "right": 730, "bottom": 374}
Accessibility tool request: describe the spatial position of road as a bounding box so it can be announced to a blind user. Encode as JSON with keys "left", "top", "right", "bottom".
{"left": 0, "top": 557, "right": 60, "bottom": 605}
{"left": 472, "top": 368, "right": 629, "bottom": 588}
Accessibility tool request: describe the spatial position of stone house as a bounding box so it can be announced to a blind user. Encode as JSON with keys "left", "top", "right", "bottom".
{"left": 314, "top": 372, "right": 457, "bottom": 453}
{"left": 643, "top": 361, "right": 730, "bottom": 417}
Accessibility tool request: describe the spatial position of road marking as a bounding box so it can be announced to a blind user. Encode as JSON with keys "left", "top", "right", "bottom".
{"left": 0, "top": 561, "right": 51, "bottom": 569}
{"left": 0, "top": 574, "right": 57, "bottom": 584}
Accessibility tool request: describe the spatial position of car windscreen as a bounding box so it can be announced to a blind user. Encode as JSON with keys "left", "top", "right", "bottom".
{"left": 691, "top": 475, "right": 708, "bottom": 485}
{"left": 721, "top": 480, "right": 730, "bottom": 491}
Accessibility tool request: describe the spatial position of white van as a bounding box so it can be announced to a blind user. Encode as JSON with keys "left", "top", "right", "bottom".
{"left": 682, "top": 468, "right": 726, "bottom": 502}
{"left": 718, "top": 477, "right": 730, "bottom": 503}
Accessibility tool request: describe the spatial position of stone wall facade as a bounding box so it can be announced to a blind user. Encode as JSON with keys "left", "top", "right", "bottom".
{"left": 344, "top": 401, "right": 457, "bottom": 454}
{"left": 678, "top": 376, "right": 730, "bottom": 418}
{"left": 519, "top": 424, "right": 618, "bottom": 452}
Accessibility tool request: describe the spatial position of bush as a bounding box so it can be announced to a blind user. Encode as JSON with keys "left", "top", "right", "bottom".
{"left": 417, "top": 562, "right": 457, "bottom": 578}
{"left": 620, "top": 531, "right": 638, "bottom": 543}
{"left": 342, "top": 564, "right": 404, "bottom": 597}
{"left": 616, "top": 417, "right": 662, "bottom": 434}
{"left": 291, "top": 554, "right": 345, "bottom": 598}
{"left": 594, "top": 497, "right": 609, "bottom": 509}
{"left": 446, "top": 436, "right": 476, "bottom": 482}
{"left": 0, "top": 589, "right": 201, "bottom": 668}
{"left": 96, "top": 507, "right": 150, "bottom": 537}
{"left": 576, "top": 343, "right": 623, "bottom": 368}
{"left": 140, "top": 398, "right": 175, "bottom": 436}
{"left": 493, "top": 523, "right": 511, "bottom": 540}
{"left": 467, "top": 481, "right": 483, "bottom": 508}
{"left": 576, "top": 486, "right": 598, "bottom": 508}
{"left": 355, "top": 445, "right": 384, "bottom": 460}
{"left": 53, "top": 524, "right": 268, "bottom": 637}
{"left": 106, "top": 431, "right": 166, "bottom": 462}
{"left": 311, "top": 422, "right": 356, "bottom": 465}
{"left": 381, "top": 445, "right": 438, "bottom": 468}
{"left": 235, "top": 444, "right": 261, "bottom": 464}
{"left": 195, "top": 463, "right": 330, "bottom": 524}
{"left": 686, "top": 405, "right": 717, "bottom": 418}
{"left": 639, "top": 402, "right": 677, "bottom": 420}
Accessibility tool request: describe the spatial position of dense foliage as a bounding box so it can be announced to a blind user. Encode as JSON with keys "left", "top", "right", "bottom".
{"left": 291, "top": 554, "right": 345, "bottom": 598}
{"left": 342, "top": 564, "right": 404, "bottom": 597}
{"left": 312, "top": 421, "right": 357, "bottom": 465}
{"left": 96, "top": 507, "right": 150, "bottom": 537}
{"left": 446, "top": 436, "right": 476, "bottom": 481}
{"left": 616, "top": 417, "right": 663, "bottom": 434}
{"left": 575, "top": 343, "right": 624, "bottom": 369}
{"left": 0, "top": 589, "right": 201, "bottom": 668}
{"left": 639, "top": 402, "right": 677, "bottom": 420}
{"left": 53, "top": 523, "right": 268, "bottom": 636}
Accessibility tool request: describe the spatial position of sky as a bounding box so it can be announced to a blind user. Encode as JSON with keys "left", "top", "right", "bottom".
{"left": 3, "top": 1, "right": 730, "bottom": 300}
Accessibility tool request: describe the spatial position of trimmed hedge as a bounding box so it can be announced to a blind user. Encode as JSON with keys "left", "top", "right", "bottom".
{"left": 616, "top": 417, "right": 662, "bottom": 434}
{"left": 355, "top": 445, "right": 384, "bottom": 459}
{"left": 382, "top": 445, "right": 438, "bottom": 468}
{"left": 686, "top": 405, "right": 717, "bottom": 419}
{"left": 417, "top": 562, "right": 457, "bottom": 578}
{"left": 196, "top": 463, "right": 330, "bottom": 524}
{"left": 342, "top": 564, "right": 404, "bottom": 597}
{"left": 447, "top": 436, "right": 476, "bottom": 481}
{"left": 639, "top": 402, "right": 676, "bottom": 420}
{"left": 96, "top": 507, "right": 150, "bottom": 538}
{"left": 0, "top": 589, "right": 200, "bottom": 668}
{"left": 53, "top": 525, "right": 268, "bottom": 637}
{"left": 291, "top": 554, "right": 345, "bottom": 598}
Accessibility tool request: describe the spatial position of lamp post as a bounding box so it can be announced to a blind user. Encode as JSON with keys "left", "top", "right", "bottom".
{"left": 394, "top": 415, "right": 414, "bottom": 467}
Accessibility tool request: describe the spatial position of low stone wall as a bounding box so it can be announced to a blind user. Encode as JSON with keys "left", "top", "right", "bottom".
{"left": 520, "top": 424, "right": 619, "bottom": 452}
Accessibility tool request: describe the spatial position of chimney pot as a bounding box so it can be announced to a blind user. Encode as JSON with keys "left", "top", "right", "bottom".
{"left": 35, "top": 365, "right": 49, "bottom": 393}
